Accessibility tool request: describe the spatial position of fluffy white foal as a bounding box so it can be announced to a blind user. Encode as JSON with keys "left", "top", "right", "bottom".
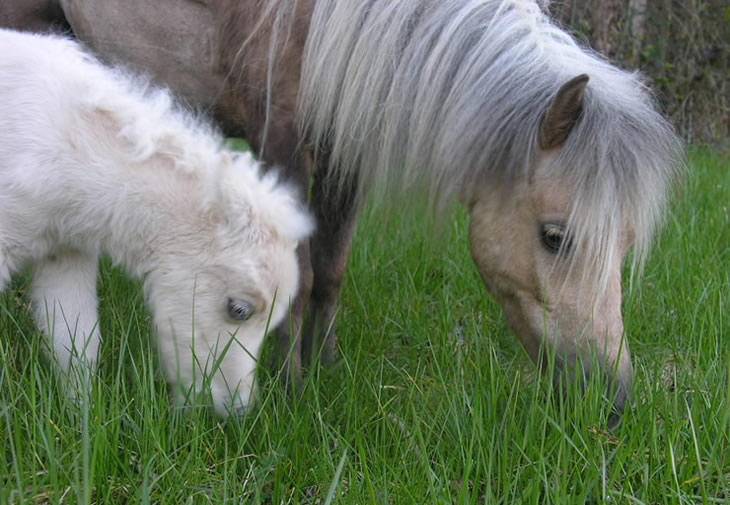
{"left": 0, "top": 29, "right": 312, "bottom": 416}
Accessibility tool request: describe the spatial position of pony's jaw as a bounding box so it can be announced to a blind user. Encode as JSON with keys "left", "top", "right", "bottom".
{"left": 467, "top": 178, "right": 632, "bottom": 420}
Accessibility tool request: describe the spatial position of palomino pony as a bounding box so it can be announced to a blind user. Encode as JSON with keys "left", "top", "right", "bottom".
{"left": 0, "top": 29, "right": 312, "bottom": 416}
{"left": 2, "top": 0, "right": 683, "bottom": 420}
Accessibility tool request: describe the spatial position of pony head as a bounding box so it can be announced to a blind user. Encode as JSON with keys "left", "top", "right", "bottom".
{"left": 467, "top": 72, "right": 682, "bottom": 423}
{"left": 299, "top": 0, "right": 683, "bottom": 423}
{"left": 145, "top": 152, "right": 312, "bottom": 417}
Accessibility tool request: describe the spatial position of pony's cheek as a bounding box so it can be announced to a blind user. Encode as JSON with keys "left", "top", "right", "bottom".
{"left": 497, "top": 293, "right": 544, "bottom": 360}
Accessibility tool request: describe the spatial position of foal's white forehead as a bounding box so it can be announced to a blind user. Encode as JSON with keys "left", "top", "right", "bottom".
{"left": 225, "top": 241, "right": 299, "bottom": 298}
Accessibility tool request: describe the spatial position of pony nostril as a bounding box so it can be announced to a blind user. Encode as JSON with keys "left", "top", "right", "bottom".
{"left": 232, "top": 406, "right": 249, "bottom": 417}
{"left": 606, "top": 374, "right": 631, "bottom": 429}
{"left": 550, "top": 355, "right": 632, "bottom": 429}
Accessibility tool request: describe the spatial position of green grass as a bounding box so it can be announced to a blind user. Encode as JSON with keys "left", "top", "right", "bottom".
{"left": 1, "top": 150, "right": 728, "bottom": 504}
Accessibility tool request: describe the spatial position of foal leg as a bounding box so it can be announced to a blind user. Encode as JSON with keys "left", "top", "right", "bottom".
{"left": 0, "top": 251, "right": 12, "bottom": 292}
{"left": 30, "top": 251, "right": 101, "bottom": 396}
{"left": 302, "top": 174, "right": 360, "bottom": 366}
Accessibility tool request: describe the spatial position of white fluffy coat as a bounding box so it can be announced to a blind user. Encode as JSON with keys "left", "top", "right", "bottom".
{"left": 0, "top": 29, "right": 312, "bottom": 415}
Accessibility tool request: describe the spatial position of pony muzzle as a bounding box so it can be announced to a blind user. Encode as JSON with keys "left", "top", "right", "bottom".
{"left": 547, "top": 345, "right": 633, "bottom": 428}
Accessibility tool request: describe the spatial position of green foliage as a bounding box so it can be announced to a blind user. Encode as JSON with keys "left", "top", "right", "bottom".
{"left": 1, "top": 151, "right": 728, "bottom": 503}
{"left": 552, "top": 0, "right": 729, "bottom": 146}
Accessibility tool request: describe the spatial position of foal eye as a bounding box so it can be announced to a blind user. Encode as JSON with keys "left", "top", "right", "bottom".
{"left": 227, "top": 297, "right": 255, "bottom": 321}
{"left": 541, "top": 222, "right": 569, "bottom": 253}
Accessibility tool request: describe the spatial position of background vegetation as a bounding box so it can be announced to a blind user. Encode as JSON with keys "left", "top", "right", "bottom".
{"left": 550, "top": 0, "right": 729, "bottom": 146}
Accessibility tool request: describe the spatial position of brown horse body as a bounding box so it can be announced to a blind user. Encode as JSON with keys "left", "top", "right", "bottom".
{"left": 1, "top": 0, "right": 683, "bottom": 422}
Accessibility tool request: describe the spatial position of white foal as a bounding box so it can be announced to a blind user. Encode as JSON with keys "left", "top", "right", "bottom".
{"left": 0, "top": 29, "right": 312, "bottom": 416}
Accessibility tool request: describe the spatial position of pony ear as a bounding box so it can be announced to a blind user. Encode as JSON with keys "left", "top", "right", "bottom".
{"left": 538, "top": 74, "right": 589, "bottom": 150}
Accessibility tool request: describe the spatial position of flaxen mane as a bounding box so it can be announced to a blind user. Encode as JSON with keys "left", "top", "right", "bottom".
{"left": 291, "top": 0, "right": 684, "bottom": 294}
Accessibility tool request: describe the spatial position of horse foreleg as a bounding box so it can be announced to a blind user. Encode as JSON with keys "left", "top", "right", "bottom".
{"left": 229, "top": 75, "right": 315, "bottom": 388}
{"left": 303, "top": 173, "right": 360, "bottom": 367}
{"left": 30, "top": 251, "right": 101, "bottom": 396}
{"left": 273, "top": 239, "right": 313, "bottom": 389}
{"left": 247, "top": 135, "right": 314, "bottom": 390}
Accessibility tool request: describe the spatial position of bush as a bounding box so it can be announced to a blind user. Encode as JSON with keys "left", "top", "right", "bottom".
{"left": 550, "top": 0, "right": 729, "bottom": 146}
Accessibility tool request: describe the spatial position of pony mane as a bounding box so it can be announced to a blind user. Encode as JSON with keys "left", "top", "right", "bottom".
{"left": 296, "top": 0, "right": 684, "bottom": 295}
{"left": 40, "top": 32, "right": 312, "bottom": 246}
{"left": 65, "top": 41, "right": 225, "bottom": 180}
{"left": 217, "top": 152, "right": 314, "bottom": 246}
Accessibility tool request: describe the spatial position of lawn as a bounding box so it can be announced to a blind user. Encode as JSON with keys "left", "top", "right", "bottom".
{"left": 1, "top": 149, "right": 728, "bottom": 504}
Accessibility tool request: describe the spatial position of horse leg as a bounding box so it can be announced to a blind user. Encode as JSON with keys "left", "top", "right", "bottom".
{"left": 273, "top": 239, "right": 313, "bottom": 388}
{"left": 302, "top": 174, "right": 360, "bottom": 366}
{"left": 30, "top": 250, "right": 101, "bottom": 396}
{"left": 241, "top": 121, "right": 314, "bottom": 389}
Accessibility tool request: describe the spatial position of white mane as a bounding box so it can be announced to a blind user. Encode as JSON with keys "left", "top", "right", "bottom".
{"left": 8, "top": 30, "right": 311, "bottom": 245}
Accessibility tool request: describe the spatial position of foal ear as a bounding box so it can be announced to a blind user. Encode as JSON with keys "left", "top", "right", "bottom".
{"left": 538, "top": 74, "right": 589, "bottom": 150}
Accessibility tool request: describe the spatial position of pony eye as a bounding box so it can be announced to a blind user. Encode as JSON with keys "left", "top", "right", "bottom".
{"left": 541, "top": 222, "right": 569, "bottom": 253}
{"left": 227, "top": 297, "right": 255, "bottom": 321}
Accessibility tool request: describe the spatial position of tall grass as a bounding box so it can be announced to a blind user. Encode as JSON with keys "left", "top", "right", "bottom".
{"left": 1, "top": 150, "right": 727, "bottom": 504}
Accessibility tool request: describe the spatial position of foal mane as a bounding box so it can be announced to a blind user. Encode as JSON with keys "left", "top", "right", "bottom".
{"left": 56, "top": 33, "right": 310, "bottom": 245}
{"left": 294, "top": 0, "right": 684, "bottom": 295}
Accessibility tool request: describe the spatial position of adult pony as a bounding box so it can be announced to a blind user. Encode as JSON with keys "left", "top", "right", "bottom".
{"left": 1, "top": 0, "right": 683, "bottom": 419}
{"left": 0, "top": 28, "right": 311, "bottom": 416}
